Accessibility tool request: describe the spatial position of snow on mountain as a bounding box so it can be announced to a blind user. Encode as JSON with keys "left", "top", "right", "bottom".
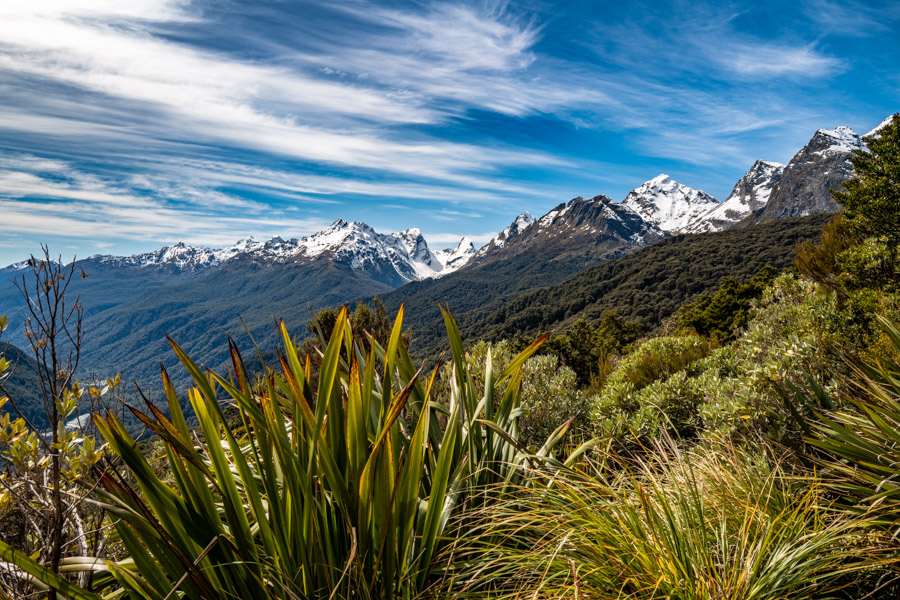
{"left": 864, "top": 114, "right": 898, "bottom": 139}
{"left": 96, "top": 242, "right": 222, "bottom": 270}
{"left": 474, "top": 195, "right": 665, "bottom": 262}
{"left": 622, "top": 174, "right": 719, "bottom": 233}
{"left": 814, "top": 126, "right": 863, "bottom": 155}
{"left": 214, "top": 237, "right": 263, "bottom": 262}
{"left": 1, "top": 260, "right": 31, "bottom": 272}
{"left": 755, "top": 125, "right": 862, "bottom": 222}
{"left": 687, "top": 161, "right": 784, "bottom": 233}
{"left": 90, "top": 219, "right": 479, "bottom": 283}
{"left": 260, "top": 220, "right": 444, "bottom": 282}
{"left": 532, "top": 195, "right": 664, "bottom": 247}
{"left": 474, "top": 211, "right": 535, "bottom": 259}
{"left": 434, "top": 237, "right": 476, "bottom": 274}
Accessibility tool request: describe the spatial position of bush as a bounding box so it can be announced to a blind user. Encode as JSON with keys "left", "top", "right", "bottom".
{"left": 438, "top": 340, "right": 591, "bottom": 448}
{"left": 0, "top": 306, "right": 596, "bottom": 599}
{"left": 590, "top": 336, "right": 713, "bottom": 446}
{"left": 544, "top": 312, "right": 642, "bottom": 385}
{"left": 676, "top": 266, "right": 779, "bottom": 341}
{"left": 519, "top": 354, "right": 591, "bottom": 448}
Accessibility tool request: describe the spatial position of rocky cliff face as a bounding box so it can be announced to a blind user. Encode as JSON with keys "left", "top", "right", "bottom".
{"left": 753, "top": 126, "right": 862, "bottom": 223}
{"left": 434, "top": 237, "right": 476, "bottom": 273}
{"left": 482, "top": 195, "right": 665, "bottom": 261}
{"left": 473, "top": 212, "right": 535, "bottom": 261}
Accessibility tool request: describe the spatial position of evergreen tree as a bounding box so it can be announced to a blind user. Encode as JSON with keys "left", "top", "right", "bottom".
{"left": 831, "top": 114, "right": 900, "bottom": 292}
{"left": 833, "top": 114, "right": 900, "bottom": 242}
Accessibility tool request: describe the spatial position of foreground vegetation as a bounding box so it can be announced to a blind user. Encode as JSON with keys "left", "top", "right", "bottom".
{"left": 1, "top": 114, "right": 899, "bottom": 598}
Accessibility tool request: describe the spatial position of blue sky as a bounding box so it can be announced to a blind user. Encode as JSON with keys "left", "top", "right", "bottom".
{"left": 0, "top": 0, "right": 897, "bottom": 264}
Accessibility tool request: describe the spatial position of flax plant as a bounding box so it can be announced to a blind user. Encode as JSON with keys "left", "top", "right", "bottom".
{"left": 806, "top": 317, "right": 900, "bottom": 534}
{"left": 1, "top": 305, "right": 586, "bottom": 599}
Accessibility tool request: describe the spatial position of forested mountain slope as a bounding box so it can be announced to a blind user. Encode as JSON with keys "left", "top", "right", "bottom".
{"left": 403, "top": 214, "right": 831, "bottom": 354}
{"left": 0, "top": 343, "right": 46, "bottom": 430}
{"left": 0, "top": 256, "right": 395, "bottom": 395}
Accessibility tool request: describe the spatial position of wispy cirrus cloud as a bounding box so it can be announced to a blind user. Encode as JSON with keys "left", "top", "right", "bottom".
{"left": 802, "top": 0, "right": 900, "bottom": 37}
{"left": 0, "top": 152, "right": 329, "bottom": 246}
{"left": 0, "top": 0, "right": 573, "bottom": 260}
{"left": 716, "top": 43, "right": 843, "bottom": 77}
{"left": 0, "top": 0, "right": 566, "bottom": 182}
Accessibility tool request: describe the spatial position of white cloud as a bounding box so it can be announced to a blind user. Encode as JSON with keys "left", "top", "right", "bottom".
{"left": 802, "top": 0, "right": 899, "bottom": 37}
{"left": 369, "top": 3, "right": 540, "bottom": 72}
{"left": 0, "top": 153, "right": 331, "bottom": 247}
{"left": 717, "top": 43, "right": 842, "bottom": 77}
{"left": 0, "top": 149, "right": 553, "bottom": 261}
{"left": 297, "top": 2, "right": 596, "bottom": 118}
{"left": 0, "top": 0, "right": 193, "bottom": 22}
{"left": 155, "top": 158, "right": 544, "bottom": 203}
{"left": 0, "top": 0, "right": 579, "bottom": 185}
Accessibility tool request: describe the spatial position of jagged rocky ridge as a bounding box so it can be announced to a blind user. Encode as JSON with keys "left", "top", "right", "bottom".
{"left": 91, "top": 220, "right": 476, "bottom": 284}
{"left": 686, "top": 161, "right": 785, "bottom": 233}
{"left": 485, "top": 195, "right": 665, "bottom": 258}
{"left": 5, "top": 115, "right": 894, "bottom": 284}
{"left": 632, "top": 117, "right": 893, "bottom": 233}
{"left": 750, "top": 126, "right": 863, "bottom": 223}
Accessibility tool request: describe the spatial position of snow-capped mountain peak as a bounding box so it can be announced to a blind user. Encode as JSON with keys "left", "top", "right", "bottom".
{"left": 88, "top": 218, "right": 483, "bottom": 284}
{"left": 815, "top": 126, "right": 862, "bottom": 154}
{"left": 754, "top": 124, "right": 863, "bottom": 222}
{"left": 498, "top": 211, "right": 536, "bottom": 244}
{"left": 395, "top": 227, "right": 439, "bottom": 266}
{"left": 864, "top": 114, "right": 898, "bottom": 139}
{"left": 96, "top": 242, "right": 221, "bottom": 269}
{"left": 687, "top": 160, "right": 784, "bottom": 233}
{"left": 622, "top": 174, "right": 718, "bottom": 233}
{"left": 301, "top": 219, "right": 375, "bottom": 257}
{"left": 510, "top": 211, "right": 536, "bottom": 230}
{"left": 434, "top": 237, "right": 476, "bottom": 275}
{"left": 474, "top": 211, "right": 535, "bottom": 258}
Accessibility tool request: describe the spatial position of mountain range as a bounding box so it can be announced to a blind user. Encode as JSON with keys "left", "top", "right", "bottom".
{"left": 0, "top": 114, "right": 894, "bottom": 398}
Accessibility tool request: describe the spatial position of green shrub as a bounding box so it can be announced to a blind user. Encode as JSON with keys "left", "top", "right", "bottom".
{"left": 544, "top": 312, "right": 643, "bottom": 384}
{"left": 519, "top": 354, "right": 590, "bottom": 448}
{"left": 589, "top": 336, "right": 712, "bottom": 445}
{"left": 676, "top": 266, "right": 779, "bottom": 341}
{"left": 601, "top": 335, "right": 713, "bottom": 392}
{"left": 438, "top": 340, "right": 591, "bottom": 449}
{"left": 588, "top": 273, "right": 868, "bottom": 445}
{"left": 683, "top": 274, "right": 845, "bottom": 441}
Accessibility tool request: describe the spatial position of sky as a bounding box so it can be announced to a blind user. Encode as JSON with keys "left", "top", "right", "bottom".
{"left": 0, "top": 0, "right": 897, "bottom": 265}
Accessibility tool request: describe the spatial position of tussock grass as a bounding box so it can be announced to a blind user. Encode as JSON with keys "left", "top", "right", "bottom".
{"left": 442, "top": 440, "right": 863, "bottom": 600}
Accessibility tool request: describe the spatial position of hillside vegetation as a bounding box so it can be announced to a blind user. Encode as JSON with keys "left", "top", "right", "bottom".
{"left": 404, "top": 214, "right": 830, "bottom": 356}
{"left": 0, "top": 342, "right": 45, "bottom": 430}
{"left": 375, "top": 229, "right": 637, "bottom": 353}
{"left": 0, "top": 257, "right": 394, "bottom": 399}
